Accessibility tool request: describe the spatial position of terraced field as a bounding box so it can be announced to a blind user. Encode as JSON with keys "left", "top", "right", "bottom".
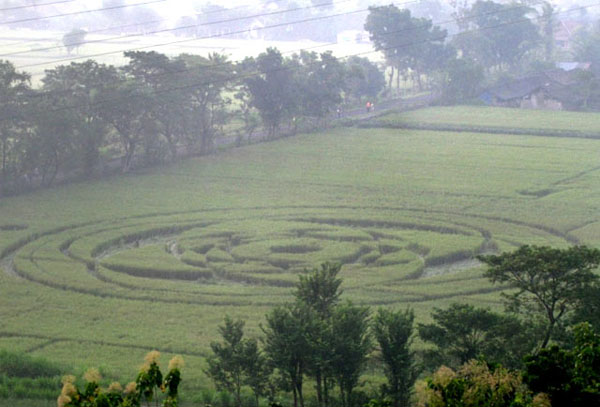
{"left": 1, "top": 110, "right": 600, "bottom": 393}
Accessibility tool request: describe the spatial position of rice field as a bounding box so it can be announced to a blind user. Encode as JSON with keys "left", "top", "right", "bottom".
{"left": 1, "top": 108, "right": 600, "bottom": 395}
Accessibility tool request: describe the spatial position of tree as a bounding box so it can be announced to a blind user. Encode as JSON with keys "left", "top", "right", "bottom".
{"left": 418, "top": 303, "right": 535, "bottom": 370}
{"left": 123, "top": 51, "right": 187, "bottom": 162}
{"left": 178, "top": 53, "right": 234, "bottom": 154}
{"left": 364, "top": 5, "right": 451, "bottom": 92}
{"left": 63, "top": 29, "right": 87, "bottom": 54}
{"left": 293, "top": 51, "right": 346, "bottom": 120}
{"left": 242, "top": 338, "right": 272, "bottom": 407}
{"left": 206, "top": 316, "right": 247, "bottom": 407}
{"left": 98, "top": 80, "right": 151, "bottom": 172}
{"left": 330, "top": 302, "right": 372, "bottom": 407}
{"left": 243, "top": 48, "right": 298, "bottom": 138}
{"left": 416, "top": 360, "right": 546, "bottom": 407}
{"left": 453, "top": 0, "right": 540, "bottom": 71}
{"left": 439, "top": 57, "right": 484, "bottom": 104}
{"left": 479, "top": 245, "right": 600, "bottom": 349}
{"left": 262, "top": 303, "right": 318, "bottom": 407}
{"left": 295, "top": 262, "right": 343, "bottom": 407}
{"left": 25, "top": 95, "right": 76, "bottom": 186}
{"left": 57, "top": 351, "right": 184, "bottom": 407}
{"left": 0, "top": 60, "right": 30, "bottom": 196}
{"left": 344, "top": 56, "right": 385, "bottom": 102}
{"left": 572, "top": 282, "right": 600, "bottom": 333}
{"left": 573, "top": 20, "right": 600, "bottom": 76}
{"left": 372, "top": 308, "right": 418, "bottom": 407}
{"left": 523, "top": 323, "right": 600, "bottom": 407}
{"left": 42, "top": 60, "right": 118, "bottom": 177}
{"left": 296, "top": 262, "right": 342, "bottom": 317}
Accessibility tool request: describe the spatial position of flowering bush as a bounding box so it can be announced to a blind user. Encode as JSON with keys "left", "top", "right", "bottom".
{"left": 57, "top": 351, "right": 184, "bottom": 407}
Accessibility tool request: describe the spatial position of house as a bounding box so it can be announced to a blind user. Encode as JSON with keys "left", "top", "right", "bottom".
{"left": 479, "top": 69, "right": 587, "bottom": 110}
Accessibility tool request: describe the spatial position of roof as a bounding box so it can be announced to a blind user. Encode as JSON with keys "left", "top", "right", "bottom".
{"left": 483, "top": 69, "right": 585, "bottom": 101}
{"left": 485, "top": 75, "right": 544, "bottom": 101}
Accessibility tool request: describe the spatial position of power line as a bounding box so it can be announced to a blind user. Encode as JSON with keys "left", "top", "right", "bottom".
{"left": 16, "top": 1, "right": 367, "bottom": 70}
{"left": 0, "top": 0, "right": 76, "bottom": 12}
{"left": 2, "top": 0, "right": 596, "bottom": 116}
{"left": 1, "top": 0, "right": 292, "bottom": 49}
{"left": 2, "top": 0, "right": 352, "bottom": 59}
{"left": 8, "top": 0, "right": 562, "bottom": 98}
{"left": 1, "top": 0, "right": 167, "bottom": 25}
{"left": 22, "top": 1, "right": 600, "bottom": 119}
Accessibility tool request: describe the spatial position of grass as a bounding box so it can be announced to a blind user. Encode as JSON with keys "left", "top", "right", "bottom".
{"left": 1, "top": 106, "right": 599, "bottom": 399}
{"left": 375, "top": 105, "right": 600, "bottom": 135}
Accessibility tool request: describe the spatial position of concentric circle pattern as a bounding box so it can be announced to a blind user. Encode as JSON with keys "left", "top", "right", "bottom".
{"left": 3, "top": 206, "right": 572, "bottom": 307}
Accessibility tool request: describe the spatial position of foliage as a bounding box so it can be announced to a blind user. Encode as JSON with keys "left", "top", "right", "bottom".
{"left": 0, "top": 350, "right": 62, "bottom": 379}
{"left": 206, "top": 316, "right": 248, "bottom": 407}
{"left": 56, "top": 351, "right": 183, "bottom": 407}
{"left": 330, "top": 302, "right": 372, "bottom": 407}
{"left": 418, "top": 303, "right": 536, "bottom": 370}
{"left": 479, "top": 245, "right": 600, "bottom": 348}
{"left": 0, "top": 60, "right": 30, "bottom": 196}
{"left": 453, "top": 0, "right": 540, "bottom": 70}
{"left": 344, "top": 56, "right": 385, "bottom": 101}
{"left": 372, "top": 308, "right": 417, "bottom": 407}
{"left": 416, "top": 360, "right": 545, "bottom": 407}
{"left": 242, "top": 48, "right": 298, "bottom": 138}
{"left": 439, "top": 58, "right": 485, "bottom": 104}
{"left": 523, "top": 323, "right": 600, "bottom": 407}
{"left": 262, "top": 303, "right": 318, "bottom": 407}
{"left": 364, "top": 5, "right": 453, "bottom": 91}
{"left": 41, "top": 60, "right": 118, "bottom": 177}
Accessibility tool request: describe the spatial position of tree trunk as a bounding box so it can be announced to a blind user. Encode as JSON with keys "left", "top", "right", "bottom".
{"left": 292, "top": 385, "right": 298, "bottom": 407}
{"left": 388, "top": 66, "right": 394, "bottom": 91}
{"left": 315, "top": 370, "right": 323, "bottom": 407}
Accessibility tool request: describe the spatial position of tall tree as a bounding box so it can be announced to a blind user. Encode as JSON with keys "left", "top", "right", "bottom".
{"left": 0, "top": 60, "right": 30, "bottom": 196}
{"left": 364, "top": 5, "right": 451, "bottom": 91}
{"left": 418, "top": 303, "right": 535, "bottom": 370}
{"left": 295, "top": 262, "right": 343, "bottom": 407}
{"left": 42, "top": 60, "right": 118, "bottom": 177}
{"left": 262, "top": 303, "right": 318, "bottom": 407}
{"left": 178, "top": 53, "right": 234, "bottom": 154}
{"left": 330, "top": 302, "right": 372, "bottom": 407}
{"left": 523, "top": 323, "right": 600, "bottom": 407}
{"left": 123, "top": 51, "right": 187, "bottom": 161}
{"left": 244, "top": 48, "right": 298, "bottom": 138}
{"left": 206, "top": 316, "right": 247, "bottom": 407}
{"left": 344, "top": 56, "right": 386, "bottom": 102}
{"left": 97, "top": 80, "right": 151, "bottom": 172}
{"left": 25, "top": 95, "right": 76, "bottom": 186}
{"left": 242, "top": 338, "right": 272, "bottom": 407}
{"left": 453, "top": 0, "right": 540, "bottom": 70}
{"left": 372, "top": 308, "right": 418, "bottom": 407}
{"left": 479, "top": 245, "right": 600, "bottom": 349}
{"left": 293, "top": 51, "right": 346, "bottom": 120}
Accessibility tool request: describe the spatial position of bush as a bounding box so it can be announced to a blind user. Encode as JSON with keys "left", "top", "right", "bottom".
{"left": 0, "top": 350, "right": 62, "bottom": 379}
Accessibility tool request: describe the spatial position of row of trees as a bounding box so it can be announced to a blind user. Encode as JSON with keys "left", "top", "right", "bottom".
{"left": 0, "top": 50, "right": 384, "bottom": 196}
{"left": 206, "top": 246, "right": 600, "bottom": 407}
{"left": 365, "top": 1, "right": 600, "bottom": 105}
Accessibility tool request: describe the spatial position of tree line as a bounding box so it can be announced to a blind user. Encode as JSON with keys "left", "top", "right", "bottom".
{"left": 365, "top": 1, "right": 600, "bottom": 106}
{"left": 0, "top": 49, "right": 384, "bottom": 197}
{"left": 206, "top": 246, "right": 600, "bottom": 407}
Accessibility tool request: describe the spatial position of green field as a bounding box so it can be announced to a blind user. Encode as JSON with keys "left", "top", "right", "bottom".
{"left": 1, "top": 106, "right": 600, "bottom": 399}
{"left": 375, "top": 105, "right": 600, "bottom": 135}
